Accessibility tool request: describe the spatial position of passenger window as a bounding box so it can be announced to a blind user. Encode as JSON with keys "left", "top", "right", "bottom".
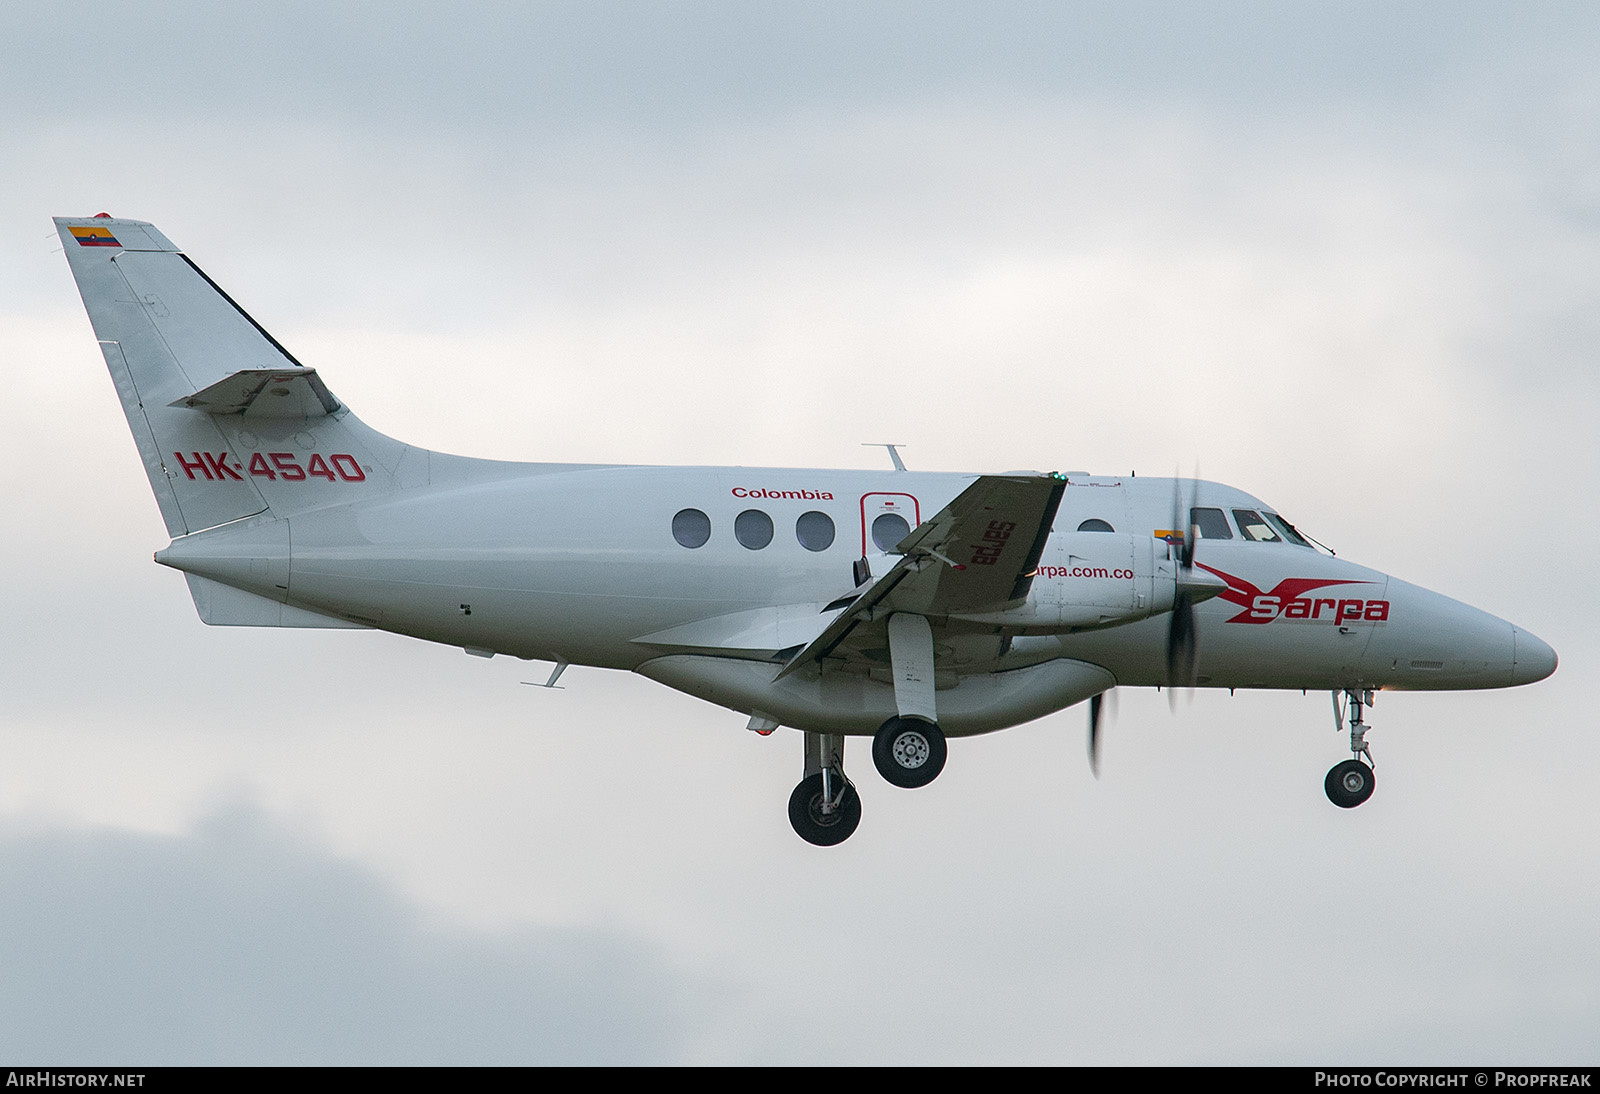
{"left": 735, "top": 509, "right": 774, "bottom": 550}
{"left": 1232, "top": 509, "right": 1282, "bottom": 543}
{"left": 796, "top": 511, "right": 835, "bottom": 552}
{"left": 672, "top": 508, "right": 711, "bottom": 549}
{"left": 1190, "top": 507, "right": 1233, "bottom": 540}
{"left": 872, "top": 513, "right": 911, "bottom": 552}
{"left": 1077, "top": 518, "right": 1115, "bottom": 532}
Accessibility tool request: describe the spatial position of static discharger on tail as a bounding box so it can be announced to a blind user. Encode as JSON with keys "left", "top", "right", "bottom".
{"left": 58, "top": 214, "right": 1558, "bottom": 846}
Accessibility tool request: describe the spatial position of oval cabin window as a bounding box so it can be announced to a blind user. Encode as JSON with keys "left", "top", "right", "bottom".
{"left": 735, "top": 509, "right": 774, "bottom": 550}
{"left": 872, "top": 513, "right": 911, "bottom": 552}
{"left": 672, "top": 508, "right": 711, "bottom": 548}
{"left": 796, "top": 511, "right": 835, "bottom": 552}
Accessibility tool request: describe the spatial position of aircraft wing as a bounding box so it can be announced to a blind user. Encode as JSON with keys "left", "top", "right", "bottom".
{"left": 776, "top": 473, "right": 1065, "bottom": 679}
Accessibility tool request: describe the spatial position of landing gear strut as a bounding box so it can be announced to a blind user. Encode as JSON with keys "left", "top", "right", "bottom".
{"left": 874, "top": 613, "right": 947, "bottom": 789}
{"left": 789, "top": 732, "right": 861, "bottom": 846}
{"left": 1326, "top": 688, "right": 1376, "bottom": 808}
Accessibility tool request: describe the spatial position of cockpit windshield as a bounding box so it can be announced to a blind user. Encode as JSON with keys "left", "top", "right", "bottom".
{"left": 1191, "top": 505, "right": 1321, "bottom": 550}
{"left": 1232, "top": 509, "right": 1282, "bottom": 543}
{"left": 1262, "top": 512, "right": 1313, "bottom": 548}
{"left": 1224, "top": 507, "right": 1317, "bottom": 548}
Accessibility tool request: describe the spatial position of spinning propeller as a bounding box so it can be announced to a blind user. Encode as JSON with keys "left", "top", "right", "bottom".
{"left": 1086, "top": 689, "right": 1118, "bottom": 778}
{"left": 1086, "top": 472, "right": 1229, "bottom": 776}
{"left": 1166, "top": 474, "right": 1202, "bottom": 696}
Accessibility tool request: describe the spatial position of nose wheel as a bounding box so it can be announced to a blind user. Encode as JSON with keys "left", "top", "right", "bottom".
{"left": 1326, "top": 688, "right": 1377, "bottom": 808}
{"left": 1325, "top": 757, "right": 1376, "bottom": 808}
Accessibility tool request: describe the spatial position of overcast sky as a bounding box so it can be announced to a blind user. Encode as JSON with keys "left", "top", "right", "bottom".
{"left": 1, "top": 1, "right": 1596, "bottom": 1064}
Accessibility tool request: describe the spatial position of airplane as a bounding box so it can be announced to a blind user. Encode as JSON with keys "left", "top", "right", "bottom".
{"left": 56, "top": 214, "right": 1559, "bottom": 846}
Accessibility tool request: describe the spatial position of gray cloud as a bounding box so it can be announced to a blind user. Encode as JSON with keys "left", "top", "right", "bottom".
{"left": 0, "top": 805, "right": 705, "bottom": 1064}
{"left": 5, "top": 2, "right": 1597, "bottom": 136}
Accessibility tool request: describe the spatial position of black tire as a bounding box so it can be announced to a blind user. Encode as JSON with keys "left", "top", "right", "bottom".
{"left": 1325, "top": 758, "right": 1376, "bottom": 808}
{"left": 788, "top": 772, "right": 862, "bottom": 846}
{"left": 872, "top": 716, "right": 948, "bottom": 789}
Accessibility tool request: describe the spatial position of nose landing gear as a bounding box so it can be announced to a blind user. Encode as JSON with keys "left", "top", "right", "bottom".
{"left": 1325, "top": 757, "right": 1375, "bottom": 808}
{"left": 1326, "top": 688, "right": 1376, "bottom": 808}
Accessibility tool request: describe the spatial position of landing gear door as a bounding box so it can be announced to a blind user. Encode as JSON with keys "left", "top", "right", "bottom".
{"left": 860, "top": 492, "right": 921, "bottom": 572}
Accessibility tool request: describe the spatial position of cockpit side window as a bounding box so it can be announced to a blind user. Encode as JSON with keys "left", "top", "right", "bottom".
{"left": 1189, "top": 507, "right": 1233, "bottom": 540}
{"left": 1232, "top": 509, "right": 1282, "bottom": 543}
{"left": 1263, "top": 512, "right": 1312, "bottom": 548}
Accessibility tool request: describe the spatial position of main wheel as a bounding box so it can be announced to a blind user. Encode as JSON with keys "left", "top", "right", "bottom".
{"left": 872, "top": 716, "right": 948, "bottom": 789}
{"left": 788, "top": 772, "right": 862, "bottom": 846}
{"left": 1325, "top": 758, "right": 1376, "bottom": 808}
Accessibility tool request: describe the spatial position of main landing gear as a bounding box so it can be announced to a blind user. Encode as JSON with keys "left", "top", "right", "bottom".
{"left": 872, "top": 716, "right": 947, "bottom": 789}
{"left": 788, "top": 732, "right": 861, "bottom": 846}
{"left": 786, "top": 717, "right": 949, "bottom": 846}
{"left": 1325, "top": 688, "right": 1376, "bottom": 808}
{"left": 787, "top": 611, "right": 955, "bottom": 845}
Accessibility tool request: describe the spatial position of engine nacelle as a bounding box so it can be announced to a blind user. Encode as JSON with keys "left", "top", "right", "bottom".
{"left": 949, "top": 531, "right": 1180, "bottom": 634}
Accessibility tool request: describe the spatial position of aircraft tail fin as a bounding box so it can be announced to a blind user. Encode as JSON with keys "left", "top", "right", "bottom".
{"left": 56, "top": 215, "right": 409, "bottom": 536}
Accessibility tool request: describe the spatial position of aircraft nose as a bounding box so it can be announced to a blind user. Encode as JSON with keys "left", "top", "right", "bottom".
{"left": 1511, "top": 627, "right": 1558, "bottom": 685}
{"left": 1363, "top": 578, "right": 1554, "bottom": 690}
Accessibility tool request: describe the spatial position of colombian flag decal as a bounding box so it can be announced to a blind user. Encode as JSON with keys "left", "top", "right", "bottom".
{"left": 69, "top": 225, "right": 120, "bottom": 247}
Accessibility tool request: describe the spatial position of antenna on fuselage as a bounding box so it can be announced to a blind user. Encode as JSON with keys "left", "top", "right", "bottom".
{"left": 863, "top": 443, "right": 907, "bottom": 472}
{"left": 522, "top": 659, "right": 569, "bottom": 690}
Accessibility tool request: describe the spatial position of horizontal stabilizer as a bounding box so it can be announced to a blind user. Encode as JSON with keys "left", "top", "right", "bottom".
{"left": 170, "top": 368, "right": 340, "bottom": 418}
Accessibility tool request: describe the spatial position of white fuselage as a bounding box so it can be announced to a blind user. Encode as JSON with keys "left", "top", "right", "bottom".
{"left": 157, "top": 462, "right": 1554, "bottom": 736}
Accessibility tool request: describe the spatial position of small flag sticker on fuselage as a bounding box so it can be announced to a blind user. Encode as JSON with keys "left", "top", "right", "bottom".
{"left": 69, "top": 225, "right": 120, "bottom": 247}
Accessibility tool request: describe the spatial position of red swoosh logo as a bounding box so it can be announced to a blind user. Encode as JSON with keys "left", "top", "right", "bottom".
{"left": 1195, "top": 563, "right": 1367, "bottom": 624}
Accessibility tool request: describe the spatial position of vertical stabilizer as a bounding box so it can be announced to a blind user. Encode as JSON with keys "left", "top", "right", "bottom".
{"left": 57, "top": 215, "right": 409, "bottom": 535}
{"left": 60, "top": 216, "right": 272, "bottom": 534}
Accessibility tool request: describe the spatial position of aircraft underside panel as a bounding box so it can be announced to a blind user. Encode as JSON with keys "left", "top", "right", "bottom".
{"left": 185, "top": 574, "right": 371, "bottom": 629}
{"left": 635, "top": 654, "right": 1116, "bottom": 736}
